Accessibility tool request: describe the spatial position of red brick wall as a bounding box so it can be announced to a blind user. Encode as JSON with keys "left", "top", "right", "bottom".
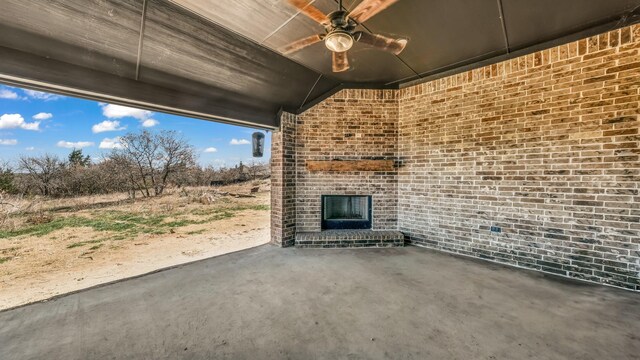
{"left": 295, "top": 89, "right": 399, "bottom": 232}
{"left": 398, "top": 25, "right": 640, "bottom": 290}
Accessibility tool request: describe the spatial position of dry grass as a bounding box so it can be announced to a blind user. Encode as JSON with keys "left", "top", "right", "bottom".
{"left": 0, "top": 180, "right": 271, "bottom": 309}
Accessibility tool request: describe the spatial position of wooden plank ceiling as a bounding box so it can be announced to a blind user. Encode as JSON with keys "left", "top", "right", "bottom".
{"left": 0, "top": 0, "right": 638, "bottom": 128}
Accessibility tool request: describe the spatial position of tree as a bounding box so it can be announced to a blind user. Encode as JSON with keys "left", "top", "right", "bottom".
{"left": 106, "top": 153, "right": 144, "bottom": 199}
{"left": 0, "top": 161, "right": 15, "bottom": 193}
{"left": 18, "top": 154, "right": 64, "bottom": 196}
{"left": 246, "top": 160, "right": 268, "bottom": 180}
{"left": 155, "top": 131, "right": 196, "bottom": 195}
{"left": 68, "top": 149, "right": 91, "bottom": 167}
{"left": 109, "top": 130, "right": 195, "bottom": 197}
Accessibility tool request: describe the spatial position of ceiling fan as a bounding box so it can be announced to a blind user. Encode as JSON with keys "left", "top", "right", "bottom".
{"left": 280, "top": 0, "right": 407, "bottom": 72}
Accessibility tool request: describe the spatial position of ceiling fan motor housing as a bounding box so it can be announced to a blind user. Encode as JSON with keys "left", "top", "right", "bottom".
{"left": 327, "top": 11, "right": 356, "bottom": 32}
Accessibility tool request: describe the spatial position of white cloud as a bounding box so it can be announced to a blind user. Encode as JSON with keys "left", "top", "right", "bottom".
{"left": 203, "top": 147, "right": 217, "bottom": 153}
{"left": 101, "top": 104, "right": 153, "bottom": 120}
{"left": 26, "top": 146, "right": 35, "bottom": 151}
{"left": 20, "top": 121, "right": 41, "bottom": 131}
{"left": 23, "top": 89, "right": 63, "bottom": 101}
{"left": 33, "top": 112, "right": 53, "bottom": 120}
{"left": 141, "top": 119, "right": 159, "bottom": 128}
{"left": 99, "top": 137, "right": 124, "bottom": 149}
{"left": 57, "top": 140, "right": 94, "bottom": 149}
{"left": 0, "top": 89, "right": 19, "bottom": 99}
{"left": 230, "top": 138, "right": 250, "bottom": 145}
{"left": 0, "top": 139, "right": 18, "bottom": 145}
{"left": 92, "top": 120, "right": 126, "bottom": 133}
{"left": 0, "top": 114, "right": 40, "bottom": 131}
{"left": 100, "top": 104, "right": 160, "bottom": 128}
{"left": 142, "top": 117, "right": 157, "bottom": 127}
{"left": 0, "top": 114, "right": 24, "bottom": 128}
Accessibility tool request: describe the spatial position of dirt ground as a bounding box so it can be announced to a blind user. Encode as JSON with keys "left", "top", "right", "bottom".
{"left": 0, "top": 181, "right": 270, "bottom": 310}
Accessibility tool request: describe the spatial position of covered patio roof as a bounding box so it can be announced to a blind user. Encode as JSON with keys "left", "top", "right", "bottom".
{"left": 0, "top": 0, "right": 638, "bottom": 128}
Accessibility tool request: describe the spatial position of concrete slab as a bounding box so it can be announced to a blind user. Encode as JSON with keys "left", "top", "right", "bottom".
{"left": 0, "top": 245, "right": 638, "bottom": 359}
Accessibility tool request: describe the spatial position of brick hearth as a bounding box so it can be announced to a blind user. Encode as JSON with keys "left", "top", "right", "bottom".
{"left": 296, "top": 230, "right": 405, "bottom": 248}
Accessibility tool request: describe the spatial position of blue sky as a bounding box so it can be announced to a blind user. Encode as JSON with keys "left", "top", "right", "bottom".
{"left": 0, "top": 85, "right": 270, "bottom": 167}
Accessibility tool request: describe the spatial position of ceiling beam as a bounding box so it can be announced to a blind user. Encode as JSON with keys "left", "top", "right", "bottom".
{"left": 0, "top": 45, "right": 279, "bottom": 129}
{"left": 496, "top": 0, "right": 511, "bottom": 53}
{"left": 135, "top": 0, "right": 149, "bottom": 80}
{"left": 300, "top": 74, "right": 324, "bottom": 109}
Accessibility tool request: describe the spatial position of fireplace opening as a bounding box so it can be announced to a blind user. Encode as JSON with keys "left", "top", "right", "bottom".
{"left": 321, "top": 195, "right": 372, "bottom": 230}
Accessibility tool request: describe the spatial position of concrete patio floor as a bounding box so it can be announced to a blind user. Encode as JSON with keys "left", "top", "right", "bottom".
{"left": 0, "top": 245, "right": 638, "bottom": 359}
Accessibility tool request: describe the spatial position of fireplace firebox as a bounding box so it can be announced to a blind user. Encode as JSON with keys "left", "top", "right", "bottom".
{"left": 321, "top": 195, "right": 372, "bottom": 230}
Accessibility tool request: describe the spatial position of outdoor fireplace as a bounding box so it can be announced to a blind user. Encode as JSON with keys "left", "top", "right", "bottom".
{"left": 321, "top": 195, "right": 372, "bottom": 230}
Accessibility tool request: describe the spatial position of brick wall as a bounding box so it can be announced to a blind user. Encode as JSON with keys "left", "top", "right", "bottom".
{"left": 270, "top": 24, "right": 640, "bottom": 290}
{"left": 270, "top": 112, "right": 296, "bottom": 247}
{"left": 398, "top": 25, "right": 640, "bottom": 290}
{"left": 295, "top": 89, "right": 399, "bottom": 232}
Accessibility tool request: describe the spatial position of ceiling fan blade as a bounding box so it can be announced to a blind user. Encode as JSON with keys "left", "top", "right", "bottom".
{"left": 287, "top": 0, "right": 329, "bottom": 25}
{"left": 355, "top": 32, "right": 407, "bottom": 55}
{"left": 332, "top": 51, "right": 350, "bottom": 72}
{"left": 279, "top": 34, "right": 323, "bottom": 55}
{"left": 349, "top": 0, "right": 399, "bottom": 23}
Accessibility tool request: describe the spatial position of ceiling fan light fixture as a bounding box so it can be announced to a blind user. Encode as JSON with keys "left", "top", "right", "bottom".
{"left": 324, "top": 30, "right": 353, "bottom": 52}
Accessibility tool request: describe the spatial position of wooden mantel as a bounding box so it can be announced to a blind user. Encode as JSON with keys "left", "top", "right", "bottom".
{"left": 306, "top": 160, "right": 395, "bottom": 172}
